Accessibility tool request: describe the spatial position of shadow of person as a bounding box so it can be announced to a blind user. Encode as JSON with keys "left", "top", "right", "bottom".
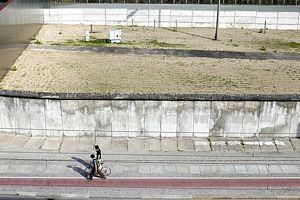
{"left": 67, "top": 165, "right": 88, "bottom": 178}
{"left": 71, "top": 156, "right": 90, "bottom": 168}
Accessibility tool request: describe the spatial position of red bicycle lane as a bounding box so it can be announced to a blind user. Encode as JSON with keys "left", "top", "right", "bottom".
{"left": 0, "top": 177, "right": 300, "bottom": 188}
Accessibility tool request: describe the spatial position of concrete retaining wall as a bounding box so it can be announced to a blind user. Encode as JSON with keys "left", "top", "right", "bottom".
{"left": 0, "top": 0, "right": 48, "bottom": 79}
{"left": 44, "top": 7, "right": 300, "bottom": 30}
{"left": 1, "top": 96, "right": 299, "bottom": 137}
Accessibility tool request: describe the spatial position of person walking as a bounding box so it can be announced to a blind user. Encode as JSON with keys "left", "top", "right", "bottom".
{"left": 94, "top": 144, "right": 106, "bottom": 179}
{"left": 87, "top": 154, "right": 97, "bottom": 180}
{"left": 95, "top": 145, "right": 101, "bottom": 161}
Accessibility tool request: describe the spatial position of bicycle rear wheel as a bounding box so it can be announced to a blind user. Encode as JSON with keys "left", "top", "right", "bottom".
{"left": 85, "top": 167, "right": 92, "bottom": 175}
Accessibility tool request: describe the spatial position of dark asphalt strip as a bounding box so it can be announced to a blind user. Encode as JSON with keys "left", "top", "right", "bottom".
{"left": 28, "top": 44, "right": 300, "bottom": 61}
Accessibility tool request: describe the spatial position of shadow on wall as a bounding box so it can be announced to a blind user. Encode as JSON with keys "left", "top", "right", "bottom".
{"left": 297, "top": 124, "right": 300, "bottom": 138}
{"left": 126, "top": 9, "right": 137, "bottom": 20}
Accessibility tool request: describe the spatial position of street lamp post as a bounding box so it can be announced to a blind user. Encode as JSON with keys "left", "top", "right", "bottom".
{"left": 214, "top": 0, "right": 220, "bottom": 40}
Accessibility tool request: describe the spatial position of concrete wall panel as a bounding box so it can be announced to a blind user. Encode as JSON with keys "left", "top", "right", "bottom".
{"left": 61, "top": 100, "right": 80, "bottom": 136}
{"left": 128, "top": 9, "right": 149, "bottom": 16}
{"left": 177, "top": 101, "right": 194, "bottom": 137}
{"left": 129, "top": 101, "right": 144, "bottom": 137}
{"left": 29, "top": 99, "right": 46, "bottom": 136}
{"left": 278, "top": 18, "right": 299, "bottom": 24}
{"left": 258, "top": 102, "right": 277, "bottom": 137}
{"left": 221, "top": 11, "right": 235, "bottom": 17}
{"left": 193, "top": 16, "right": 214, "bottom": 23}
{"left": 210, "top": 101, "right": 226, "bottom": 136}
{"left": 61, "top": 9, "right": 83, "bottom": 15}
{"left": 235, "top": 11, "right": 257, "bottom": 17}
{"left": 272, "top": 102, "right": 295, "bottom": 137}
{"left": 0, "top": 97, "right": 15, "bottom": 133}
{"left": 161, "top": 101, "right": 177, "bottom": 137}
{"left": 219, "top": 17, "right": 235, "bottom": 23}
{"left": 106, "top": 9, "right": 127, "bottom": 15}
{"left": 62, "top": 15, "right": 84, "bottom": 23}
{"left": 49, "top": 9, "right": 62, "bottom": 15}
{"left": 112, "top": 101, "right": 129, "bottom": 137}
{"left": 256, "top": 12, "right": 277, "bottom": 18}
{"left": 84, "top": 9, "right": 105, "bottom": 15}
{"left": 194, "top": 101, "right": 210, "bottom": 137}
{"left": 106, "top": 15, "right": 127, "bottom": 21}
{"left": 45, "top": 100, "right": 63, "bottom": 137}
{"left": 290, "top": 102, "right": 300, "bottom": 137}
{"left": 144, "top": 101, "right": 161, "bottom": 137}
{"left": 193, "top": 11, "right": 214, "bottom": 16}
{"left": 44, "top": 8, "right": 300, "bottom": 30}
{"left": 130, "top": 16, "right": 149, "bottom": 22}
{"left": 14, "top": 98, "right": 31, "bottom": 135}
{"left": 256, "top": 17, "right": 278, "bottom": 24}
{"left": 0, "top": 96, "right": 299, "bottom": 138}
{"left": 223, "top": 102, "right": 245, "bottom": 137}
{"left": 278, "top": 12, "right": 299, "bottom": 18}
{"left": 95, "top": 101, "right": 112, "bottom": 137}
{"left": 76, "top": 100, "right": 96, "bottom": 136}
{"left": 84, "top": 15, "right": 103, "bottom": 21}
{"left": 235, "top": 17, "right": 256, "bottom": 24}
{"left": 241, "top": 102, "right": 260, "bottom": 137}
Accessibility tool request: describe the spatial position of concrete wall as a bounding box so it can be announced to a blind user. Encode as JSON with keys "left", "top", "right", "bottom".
{"left": 0, "top": 96, "right": 299, "bottom": 137}
{"left": 0, "top": 0, "right": 48, "bottom": 79}
{"left": 44, "top": 7, "right": 300, "bottom": 30}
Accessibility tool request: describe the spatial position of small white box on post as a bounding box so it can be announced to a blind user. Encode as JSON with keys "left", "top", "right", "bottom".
{"left": 109, "top": 29, "right": 121, "bottom": 43}
{"left": 85, "top": 30, "right": 90, "bottom": 42}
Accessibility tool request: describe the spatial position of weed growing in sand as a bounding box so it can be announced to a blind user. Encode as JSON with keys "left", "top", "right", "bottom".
{"left": 259, "top": 45, "right": 267, "bottom": 51}
{"left": 53, "top": 39, "right": 110, "bottom": 47}
{"left": 31, "top": 37, "right": 42, "bottom": 44}
{"left": 52, "top": 38, "right": 185, "bottom": 49}
{"left": 34, "top": 39, "right": 42, "bottom": 45}
{"left": 143, "top": 39, "right": 185, "bottom": 48}
{"left": 257, "top": 40, "right": 300, "bottom": 52}
{"left": 10, "top": 66, "right": 17, "bottom": 71}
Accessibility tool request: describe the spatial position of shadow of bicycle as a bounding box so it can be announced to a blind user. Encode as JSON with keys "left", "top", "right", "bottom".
{"left": 67, "top": 157, "right": 91, "bottom": 178}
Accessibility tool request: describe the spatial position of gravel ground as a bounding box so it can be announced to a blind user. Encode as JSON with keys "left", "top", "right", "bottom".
{"left": 35, "top": 24, "right": 300, "bottom": 53}
{"left": 0, "top": 49, "right": 299, "bottom": 94}
{"left": 1, "top": 25, "right": 299, "bottom": 94}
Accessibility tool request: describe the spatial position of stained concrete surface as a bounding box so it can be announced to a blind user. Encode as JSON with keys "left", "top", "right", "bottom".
{"left": 1, "top": 96, "right": 300, "bottom": 138}
{"left": 0, "top": 134, "right": 299, "bottom": 153}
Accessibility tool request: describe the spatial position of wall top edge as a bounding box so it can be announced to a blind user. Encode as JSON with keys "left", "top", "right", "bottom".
{"left": 0, "top": 90, "right": 299, "bottom": 101}
{"left": 47, "top": 4, "right": 300, "bottom": 12}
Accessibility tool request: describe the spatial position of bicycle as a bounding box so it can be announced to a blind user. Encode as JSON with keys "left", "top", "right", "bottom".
{"left": 85, "top": 161, "right": 111, "bottom": 179}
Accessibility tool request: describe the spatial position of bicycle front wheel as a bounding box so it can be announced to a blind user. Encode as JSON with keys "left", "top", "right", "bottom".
{"left": 102, "top": 166, "right": 111, "bottom": 176}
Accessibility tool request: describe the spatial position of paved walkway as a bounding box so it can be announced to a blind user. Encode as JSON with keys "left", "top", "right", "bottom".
{"left": 1, "top": 133, "right": 299, "bottom": 153}
{"left": 0, "top": 134, "right": 299, "bottom": 179}
{"left": 0, "top": 134, "right": 300, "bottom": 199}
